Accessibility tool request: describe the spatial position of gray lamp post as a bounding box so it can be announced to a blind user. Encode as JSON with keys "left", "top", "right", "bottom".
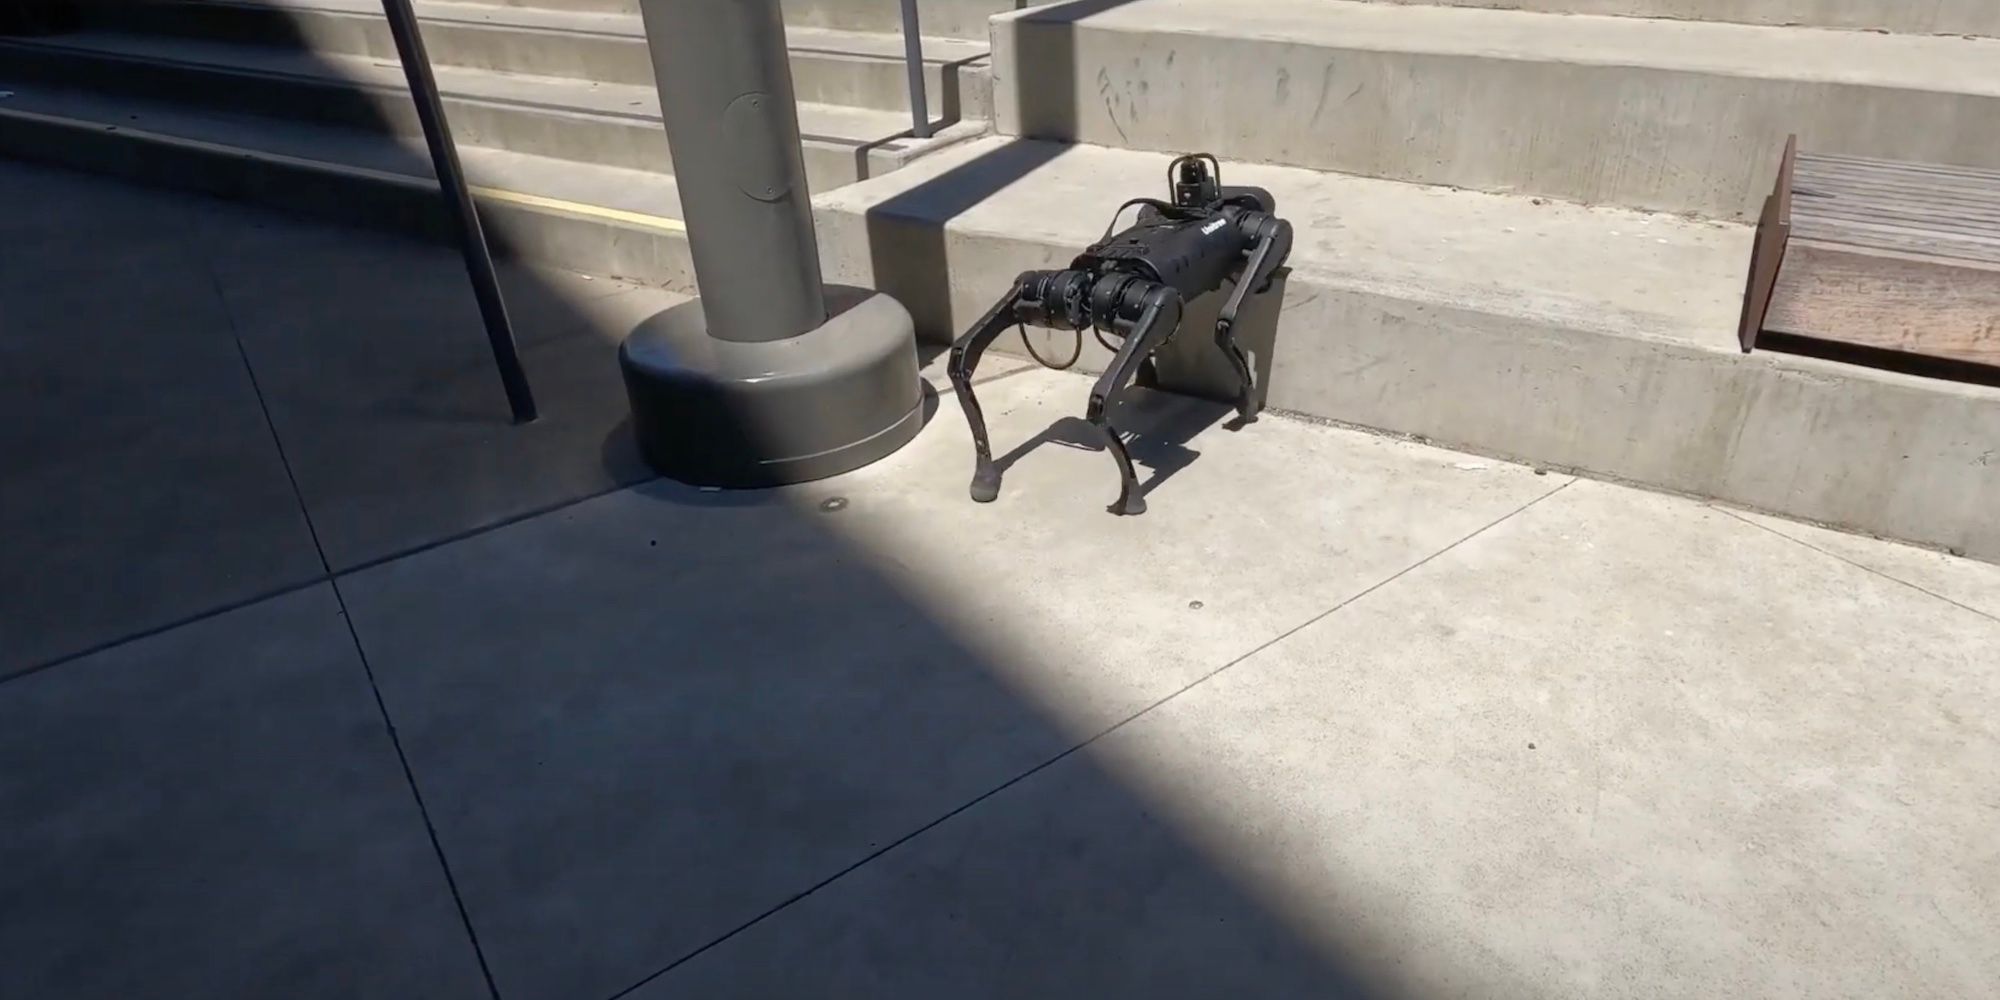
{"left": 620, "top": 0, "right": 924, "bottom": 487}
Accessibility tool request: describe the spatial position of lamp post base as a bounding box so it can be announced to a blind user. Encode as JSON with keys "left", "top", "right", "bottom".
{"left": 619, "top": 285, "right": 924, "bottom": 488}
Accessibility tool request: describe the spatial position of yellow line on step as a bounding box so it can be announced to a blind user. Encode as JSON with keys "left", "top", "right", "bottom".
{"left": 469, "top": 185, "right": 687, "bottom": 233}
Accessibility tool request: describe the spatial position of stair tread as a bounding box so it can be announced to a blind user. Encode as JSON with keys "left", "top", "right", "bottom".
{"left": 827, "top": 135, "right": 1752, "bottom": 350}
{"left": 172, "top": 0, "right": 990, "bottom": 62}
{"left": 1023, "top": 0, "right": 2000, "bottom": 94}
{"left": 0, "top": 84, "right": 685, "bottom": 218}
{"left": 2, "top": 30, "right": 930, "bottom": 146}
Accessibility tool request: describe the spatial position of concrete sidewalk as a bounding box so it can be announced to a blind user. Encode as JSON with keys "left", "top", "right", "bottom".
{"left": 3, "top": 162, "right": 1996, "bottom": 1000}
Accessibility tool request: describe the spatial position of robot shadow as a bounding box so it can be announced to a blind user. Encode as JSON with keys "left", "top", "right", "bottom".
{"left": 988, "top": 389, "right": 1238, "bottom": 511}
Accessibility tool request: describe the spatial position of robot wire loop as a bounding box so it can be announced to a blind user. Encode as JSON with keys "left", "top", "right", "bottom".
{"left": 946, "top": 154, "right": 1295, "bottom": 515}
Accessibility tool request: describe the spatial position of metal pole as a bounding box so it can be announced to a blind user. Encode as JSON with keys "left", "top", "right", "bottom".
{"left": 639, "top": 0, "right": 826, "bottom": 341}
{"left": 379, "top": 0, "right": 537, "bottom": 422}
{"left": 899, "top": 0, "right": 932, "bottom": 139}
{"left": 621, "top": 0, "right": 923, "bottom": 487}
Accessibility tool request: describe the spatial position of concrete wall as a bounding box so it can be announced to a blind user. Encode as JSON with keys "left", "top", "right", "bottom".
{"left": 993, "top": 0, "right": 2000, "bottom": 219}
{"left": 1373, "top": 0, "right": 2000, "bottom": 37}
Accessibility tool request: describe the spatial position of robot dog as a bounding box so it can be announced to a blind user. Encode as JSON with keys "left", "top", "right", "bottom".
{"left": 946, "top": 154, "right": 1293, "bottom": 515}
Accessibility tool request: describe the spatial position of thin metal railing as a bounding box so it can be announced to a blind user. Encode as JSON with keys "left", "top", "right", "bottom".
{"left": 898, "top": 0, "right": 932, "bottom": 138}
{"left": 380, "top": 0, "right": 537, "bottom": 423}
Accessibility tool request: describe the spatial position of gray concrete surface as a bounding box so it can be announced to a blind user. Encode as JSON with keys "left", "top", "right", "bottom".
{"left": 817, "top": 137, "right": 2000, "bottom": 562}
{"left": 334, "top": 369, "right": 1563, "bottom": 1000}
{"left": 188, "top": 203, "right": 671, "bottom": 568}
{"left": 1374, "top": 0, "right": 2000, "bottom": 36}
{"left": 993, "top": 0, "right": 2000, "bottom": 218}
{"left": 107, "top": 0, "right": 994, "bottom": 119}
{"left": 0, "top": 585, "right": 489, "bottom": 1000}
{"left": 472, "top": 0, "right": 1021, "bottom": 33}
{"left": 0, "top": 29, "right": 974, "bottom": 192}
{"left": 0, "top": 161, "right": 679, "bottom": 672}
{"left": 0, "top": 165, "right": 322, "bottom": 676}
{"left": 651, "top": 479, "right": 2000, "bottom": 999}
{"left": 7, "top": 163, "right": 1998, "bottom": 1000}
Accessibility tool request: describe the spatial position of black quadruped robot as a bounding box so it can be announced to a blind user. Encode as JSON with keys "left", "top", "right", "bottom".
{"left": 946, "top": 154, "right": 1294, "bottom": 515}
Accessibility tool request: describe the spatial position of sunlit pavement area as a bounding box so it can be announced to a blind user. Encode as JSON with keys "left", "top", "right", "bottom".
{"left": 4, "top": 160, "right": 1998, "bottom": 999}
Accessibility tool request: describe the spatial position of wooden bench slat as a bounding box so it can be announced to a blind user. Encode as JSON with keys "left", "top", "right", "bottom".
{"left": 1787, "top": 152, "right": 2000, "bottom": 265}
{"left": 1795, "top": 174, "right": 2000, "bottom": 215}
{"left": 1795, "top": 199, "right": 2000, "bottom": 239}
{"left": 1798, "top": 152, "right": 2000, "bottom": 186}
{"left": 1793, "top": 170, "right": 2000, "bottom": 209}
{"left": 1792, "top": 218, "right": 2000, "bottom": 266}
{"left": 1794, "top": 171, "right": 2000, "bottom": 214}
{"left": 1752, "top": 139, "right": 2000, "bottom": 371}
{"left": 1766, "top": 240, "right": 2000, "bottom": 368}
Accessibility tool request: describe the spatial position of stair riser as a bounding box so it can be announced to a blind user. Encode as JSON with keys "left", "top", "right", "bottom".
{"left": 0, "top": 44, "right": 907, "bottom": 190}
{"left": 780, "top": 0, "right": 1020, "bottom": 40}
{"left": 0, "top": 108, "right": 699, "bottom": 288}
{"left": 94, "top": 2, "right": 991, "bottom": 119}
{"left": 815, "top": 205, "right": 2000, "bottom": 561}
{"left": 446, "top": 0, "right": 1020, "bottom": 39}
{"left": 15, "top": 100, "right": 1995, "bottom": 561}
{"left": 1376, "top": 0, "right": 2000, "bottom": 37}
{"left": 993, "top": 17, "right": 2000, "bottom": 219}
{"left": 469, "top": 0, "right": 1019, "bottom": 40}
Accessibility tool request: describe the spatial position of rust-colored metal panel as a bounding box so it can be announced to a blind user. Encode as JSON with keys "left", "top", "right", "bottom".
{"left": 1737, "top": 134, "right": 1796, "bottom": 353}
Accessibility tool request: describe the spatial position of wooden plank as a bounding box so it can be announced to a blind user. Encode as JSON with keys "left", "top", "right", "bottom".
{"left": 1738, "top": 135, "right": 1795, "bottom": 353}
{"left": 1792, "top": 175, "right": 2000, "bottom": 223}
{"left": 1795, "top": 183, "right": 2000, "bottom": 219}
{"left": 1792, "top": 174, "right": 2000, "bottom": 213}
{"left": 1794, "top": 199, "right": 2000, "bottom": 239}
{"left": 1765, "top": 239, "right": 2000, "bottom": 368}
{"left": 1797, "top": 196, "right": 2000, "bottom": 229}
{"left": 1794, "top": 177, "right": 2000, "bottom": 219}
{"left": 1792, "top": 216, "right": 2000, "bottom": 266}
{"left": 1797, "top": 160, "right": 2000, "bottom": 195}
{"left": 1800, "top": 152, "right": 2000, "bottom": 186}
{"left": 1794, "top": 164, "right": 2000, "bottom": 201}
{"left": 1797, "top": 160, "right": 2000, "bottom": 193}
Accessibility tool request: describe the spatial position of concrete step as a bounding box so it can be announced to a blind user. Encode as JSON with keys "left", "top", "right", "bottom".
{"left": 993, "top": 0, "right": 2000, "bottom": 219}
{"left": 89, "top": 0, "right": 993, "bottom": 120}
{"left": 462, "top": 0, "right": 1025, "bottom": 40}
{"left": 0, "top": 85, "right": 698, "bottom": 287}
{"left": 0, "top": 31, "right": 985, "bottom": 189}
{"left": 1363, "top": 0, "right": 2000, "bottom": 37}
{"left": 780, "top": 0, "right": 1025, "bottom": 40}
{"left": 812, "top": 136, "right": 2000, "bottom": 559}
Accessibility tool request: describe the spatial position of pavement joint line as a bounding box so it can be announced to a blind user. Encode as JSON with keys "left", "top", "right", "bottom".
{"left": 196, "top": 229, "right": 508, "bottom": 1000}
{"left": 969, "top": 358, "right": 1044, "bottom": 387}
{"left": 599, "top": 476, "right": 1578, "bottom": 1000}
{"left": 1, "top": 577, "right": 332, "bottom": 687}
{"left": 0, "top": 474, "right": 657, "bottom": 688}
{"left": 1716, "top": 507, "right": 2000, "bottom": 628}
{"left": 5, "top": 364, "right": 1350, "bottom": 685}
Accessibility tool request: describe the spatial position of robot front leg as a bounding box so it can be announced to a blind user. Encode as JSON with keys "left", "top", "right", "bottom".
{"left": 1085, "top": 284, "right": 1185, "bottom": 516}
{"left": 947, "top": 275, "right": 1035, "bottom": 502}
{"left": 1213, "top": 215, "right": 1294, "bottom": 425}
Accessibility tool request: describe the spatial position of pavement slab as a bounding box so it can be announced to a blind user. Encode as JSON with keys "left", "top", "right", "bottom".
{"left": 0, "top": 585, "right": 489, "bottom": 1000}
{"left": 187, "top": 202, "right": 683, "bottom": 570}
{"left": 334, "top": 368, "right": 1564, "bottom": 1000}
{"left": 647, "top": 479, "right": 2000, "bottom": 999}
{"left": 1729, "top": 508, "right": 2000, "bottom": 623}
{"left": 0, "top": 165, "right": 322, "bottom": 676}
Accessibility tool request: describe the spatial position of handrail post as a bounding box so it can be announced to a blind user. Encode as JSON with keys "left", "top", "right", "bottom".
{"left": 899, "top": 0, "right": 932, "bottom": 138}
{"left": 379, "top": 0, "right": 537, "bottom": 423}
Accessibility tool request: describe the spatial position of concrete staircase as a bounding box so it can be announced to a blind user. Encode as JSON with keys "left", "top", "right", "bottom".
{"left": 811, "top": 0, "right": 2000, "bottom": 560}
{"left": 0, "top": 0, "right": 1012, "bottom": 285}
{"left": 4, "top": 0, "right": 1997, "bottom": 559}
